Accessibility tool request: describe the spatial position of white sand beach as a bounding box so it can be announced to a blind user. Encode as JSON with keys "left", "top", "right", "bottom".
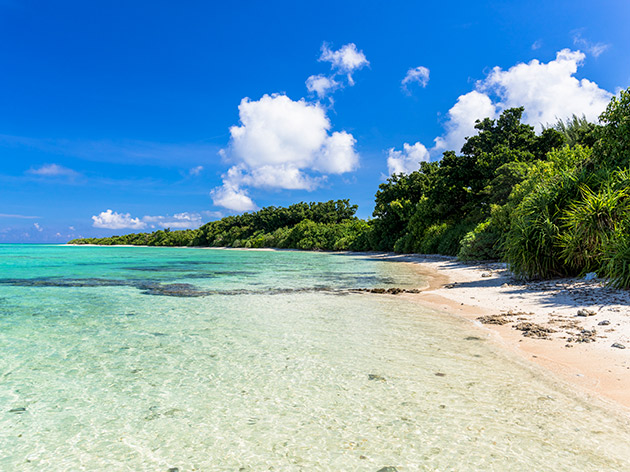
{"left": 385, "top": 255, "right": 630, "bottom": 410}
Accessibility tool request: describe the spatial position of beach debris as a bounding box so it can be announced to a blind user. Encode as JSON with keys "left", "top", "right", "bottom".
{"left": 444, "top": 283, "right": 457, "bottom": 289}
{"left": 553, "top": 318, "right": 579, "bottom": 327}
{"left": 8, "top": 407, "right": 26, "bottom": 414}
{"left": 598, "top": 320, "right": 611, "bottom": 326}
{"left": 481, "top": 272, "right": 492, "bottom": 278}
{"left": 584, "top": 272, "right": 598, "bottom": 281}
{"left": 567, "top": 329, "right": 597, "bottom": 343}
{"left": 434, "top": 372, "right": 446, "bottom": 377}
{"left": 377, "top": 468, "right": 399, "bottom": 472}
{"left": 577, "top": 308, "right": 597, "bottom": 317}
{"left": 464, "top": 336, "right": 483, "bottom": 341}
{"left": 513, "top": 322, "right": 556, "bottom": 339}
{"left": 167, "top": 468, "right": 179, "bottom": 472}
{"left": 477, "top": 314, "right": 512, "bottom": 325}
{"left": 368, "top": 374, "right": 386, "bottom": 382}
{"left": 612, "top": 343, "right": 626, "bottom": 349}
{"left": 354, "top": 287, "right": 421, "bottom": 295}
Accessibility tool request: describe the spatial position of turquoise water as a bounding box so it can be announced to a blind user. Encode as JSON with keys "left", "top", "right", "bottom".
{"left": 1, "top": 245, "right": 629, "bottom": 471}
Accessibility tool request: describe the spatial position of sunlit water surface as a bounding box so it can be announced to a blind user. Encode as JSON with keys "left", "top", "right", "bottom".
{"left": 0, "top": 245, "right": 629, "bottom": 471}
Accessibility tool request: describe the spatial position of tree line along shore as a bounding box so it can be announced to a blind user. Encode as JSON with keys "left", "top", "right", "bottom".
{"left": 70, "top": 88, "right": 630, "bottom": 289}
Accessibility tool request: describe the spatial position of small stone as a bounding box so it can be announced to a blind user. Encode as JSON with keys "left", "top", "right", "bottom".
{"left": 8, "top": 407, "right": 26, "bottom": 414}
{"left": 434, "top": 372, "right": 446, "bottom": 377}
{"left": 377, "top": 468, "right": 398, "bottom": 472}
{"left": 368, "top": 374, "right": 386, "bottom": 382}
{"left": 598, "top": 320, "right": 611, "bottom": 326}
{"left": 612, "top": 343, "right": 626, "bottom": 349}
{"left": 577, "top": 309, "right": 596, "bottom": 317}
{"left": 167, "top": 468, "right": 179, "bottom": 472}
{"left": 481, "top": 272, "right": 491, "bottom": 278}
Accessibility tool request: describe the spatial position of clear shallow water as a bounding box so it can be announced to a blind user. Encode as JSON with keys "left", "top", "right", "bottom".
{"left": 0, "top": 245, "right": 629, "bottom": 471}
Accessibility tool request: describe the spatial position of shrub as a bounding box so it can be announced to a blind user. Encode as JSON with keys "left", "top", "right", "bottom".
{"left": 603, "top": 220, "right": 630, "bottom": 289}
{"left": 558, "top": 181, "right": 629, "bottom": 273}
{"left": 505, "top": 169, "right": 585, "bottom": 278}
{"left": 416, "top": 222, "right": 448, "bottom": 254}
{"left": 437, "top": 223, "right": 475, "bottom": 256}
{"left": 458, "top": 220, "right": 501, "bottom": 261}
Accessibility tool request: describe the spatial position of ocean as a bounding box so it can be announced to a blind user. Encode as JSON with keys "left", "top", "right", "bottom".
{"left": 1, "top": 244, "right": 629, "bottom": 471}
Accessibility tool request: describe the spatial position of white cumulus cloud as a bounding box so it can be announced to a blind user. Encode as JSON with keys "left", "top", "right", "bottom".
{"left": 434, "top": 49, "right": 612, "bottom": 154}
{"left": 210, "top": 185, "right": 257, "bottom": 212}
{"left": 92, "top": 210, "right": 147, "bottom": 230}
{"left": 402, "top": 66, "right": 430, "bottom": 93}
{"left": 387, "top": 142, "right": 430, "bottom": 175}
{"left": 481, "top": 49, "right": 612, "bottom": 130}
{"left": 305, "top": 42, "right": 369, "bottom": 99}
{"left": 306, "top": 74, "right": 339, "bottom": 98}
{"left": 320, "top": 43, "right": 369, "bottom": 85}
{"left": 433, "top": 90, "right": 498, "bottom": 152}
{"left": 313, "top": 131, "right": 358, "bottom": 174}
{"left": 213, "top": 94, "right": 359, "bottom": 210}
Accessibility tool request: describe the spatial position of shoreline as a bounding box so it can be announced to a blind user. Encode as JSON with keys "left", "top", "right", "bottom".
{"left": 382, "top": 254, "right": 630, "bottom": 412}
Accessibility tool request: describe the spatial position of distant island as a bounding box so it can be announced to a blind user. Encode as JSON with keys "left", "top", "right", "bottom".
{"left": 70, "top": 88, "right": 630, "bottom": 289}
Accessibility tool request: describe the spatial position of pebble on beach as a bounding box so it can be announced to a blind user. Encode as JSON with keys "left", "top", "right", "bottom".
{"left": 368, "top": 374, "right": 386, "bottom": 382}
{"left": 577, "top": 309, "right": 597, "bottom": 317}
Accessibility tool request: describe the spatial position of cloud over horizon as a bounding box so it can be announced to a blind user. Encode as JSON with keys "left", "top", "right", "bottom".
{"left": 92, "top": 210, "right": 203, "bottom": 230}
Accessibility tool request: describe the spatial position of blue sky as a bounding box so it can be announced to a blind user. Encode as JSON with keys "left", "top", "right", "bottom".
{"left": 1, "top": 0, "right": 629, "bottom": 242}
